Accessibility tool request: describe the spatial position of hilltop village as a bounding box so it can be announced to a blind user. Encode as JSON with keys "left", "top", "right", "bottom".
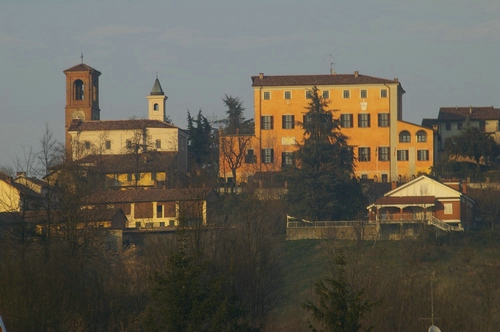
{"left": 2, "top": 61, "right": 498, "bottom": 233}
{"left": 1, "top": 62, "right": 500, "bottom": 331}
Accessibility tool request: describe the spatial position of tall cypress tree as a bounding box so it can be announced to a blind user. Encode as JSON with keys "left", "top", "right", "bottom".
{"left": 285, "top": 86, "right": 364, "bottom": 221}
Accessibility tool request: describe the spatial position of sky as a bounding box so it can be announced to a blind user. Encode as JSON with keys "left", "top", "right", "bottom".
{"left": 1, "top": 0, "right": 499, "bottom": 170}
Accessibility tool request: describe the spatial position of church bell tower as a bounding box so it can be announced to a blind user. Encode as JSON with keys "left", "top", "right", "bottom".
{"left": 63, "top": 58, "right": 101, "bottom": 151}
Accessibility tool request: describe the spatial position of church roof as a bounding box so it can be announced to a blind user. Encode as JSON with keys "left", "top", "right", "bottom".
{"left": 150, "top": 78, "right": 165, "bottom": 96}
{"left": 63, "top": 63, "right": 101, "bottom": 75}
{"left": 77, "top": 152, "right": 178, "bottom": 173}
{"left": 251, "top": 73, "right": 399, "bottom": 87}
{"left": 68, "top": 119, "right": 177, "bottom": 131}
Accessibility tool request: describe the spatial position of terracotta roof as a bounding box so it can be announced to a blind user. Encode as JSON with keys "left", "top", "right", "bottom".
{"left": 77, "top": 152, "right": 178, "bottom": 173}
{"left": 251, "top": 73, "right": 399, "bottom": 87}
{"left": 374, "top": 196, "right": 436, "bottom": 206}
{"left": 63, "top": 63, "right": 101, "bottom": 75}
{"left": 438, "top": 106, "right": 500, "bottom": 121}
{"left": 68, "top": 119, "right": 177, "bottom": 131}
{"left": 87, "top": 188, "right": 212, "bottom": 204}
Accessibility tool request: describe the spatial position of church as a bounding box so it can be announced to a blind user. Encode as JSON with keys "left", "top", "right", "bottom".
{"left": 63, "top": 61, "right": 188, "bottom": 188}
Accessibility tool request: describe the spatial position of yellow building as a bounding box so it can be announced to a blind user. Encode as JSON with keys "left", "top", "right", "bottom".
{"left": 220, "top": 71, "right": 433, "bottom": 184}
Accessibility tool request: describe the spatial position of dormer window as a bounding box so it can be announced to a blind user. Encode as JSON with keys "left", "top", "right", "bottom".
{"left": 74, "top": 79, "right": 84, "bottom": 100}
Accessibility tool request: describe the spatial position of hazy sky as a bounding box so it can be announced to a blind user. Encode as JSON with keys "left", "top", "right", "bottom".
{"left": 1, "top": 0, "right": 499, "bottom": 170}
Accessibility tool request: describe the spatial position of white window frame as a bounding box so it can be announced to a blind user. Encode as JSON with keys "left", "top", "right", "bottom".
{"left": 284, "top": 91, "right": 291, "bottom": 99}
{"left": 343, "top": 90, "right": 350, "bottom": 98}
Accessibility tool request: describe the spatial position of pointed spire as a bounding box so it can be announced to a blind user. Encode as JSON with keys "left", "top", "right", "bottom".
{"left": 150, "top": 75, "right": 165, "bottom": 96}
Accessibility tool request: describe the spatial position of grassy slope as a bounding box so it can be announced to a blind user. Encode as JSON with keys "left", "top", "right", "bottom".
{"left": 268, "top": 232, "right": 500, "bottom": 332}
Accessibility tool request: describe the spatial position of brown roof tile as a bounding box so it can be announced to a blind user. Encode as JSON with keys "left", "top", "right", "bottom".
{"left": 68, "top": 119, "right": 177, "bottom": 131}
{"left": 251, "top": 73, "right": 398, "bottom": 87}
{"left": 63, "top": 63, "right": 101, "bottom": 75}
{"left": 78, "top": 152, "right": 178, "bottom": 173}
{"left": 438, "top": 107, "right": 500, "bottom": 121}
{"left": 87, "top": 188, "right": 212, "bottom": 204}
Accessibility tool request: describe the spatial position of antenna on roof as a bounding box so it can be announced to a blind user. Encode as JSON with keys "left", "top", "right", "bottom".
{"left": 329, "top": 54, "right": 336, "bottom": 75}
{"left": 81, "top": 53, "right": 84, "bottom": 64}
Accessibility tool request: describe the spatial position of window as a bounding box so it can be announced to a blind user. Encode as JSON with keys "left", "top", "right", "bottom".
{"left": 445, "top": 123, "right": 451, "bottom": 131}
{"left": 282, "top": 115, "right": 295, "bottom": 129}
{"left": 154, "top": 103, "right": 159, "bottom": 111}
{"left": 360, "top": 90, "right": 367, "bottom": 98}
{"left": 322, "top": 90, "right": 330, "bottom": 99}
{"left": 380, "top": 89, "right": 387, "bottom": 98}
{"left": 399, "top": 130, "right": 411, "bottom": 143}
{"left": 159, "top": 222, "right": 165, "bottom": 227}
{"left": 261, "top": 116, "right": 274, "bottom": 130}
{"left": 126, "top": 140, "right": 132, "bottom": 149}
{"left": 457, "top": 122, "right": 463, "bottom": 130}
{"left": 157, "top": 205, "right": 163, "bottom": 218}
{"left": 135, "top": 222, "right": 141, "bottom": 228}
{"left": 263, "top": 91, "right": 270, "bottom": 100}
{"left": 306, "top": 90, "right": 313, "bottom": 99}
{"left": 361, "top": 174, "right": 368, "bottom": 180}
{"left": 416, "top": 130, "right": 427, "bottom": 142}
{"left": 156, "top": 139, "right": 161, "bottom": 149}
{"left": 284, "top": 91, "right": 291, "bottom": 99}
{"left": 303, "top": 114, "right": 311, "bottom": 125}
{"left": 261, "top": 148, "right": 274, "bottom": 164}
{"left": 444, "top": 203, "right": 453, "bottom": 215}
{"left": 397, "top": 150, "right": 409, "bottom": 161}
{"left": 151, "top": 172, "right": 157, "bottom": 181}
{"left": 340, "top": 114, "right": 353, "bottom": 128}
{"left": 343, "top": 90, "right": 350, "bottom": 98}
{"left": 378, "top": 147, "right": 390, "bottom": 161}
{"left": 378, "top": 113, "right": 389, "bottom": 127}
{"left": 417, "top": 150, "right": 429, "bottom": 161}
{"left": 381, "top": 174, "right": 388, "bottom": 183}
{"left": 127, "top": 173, "right": 133, "bottom": 181}
{"left": 282, "top": 152, "right": 293, "bottom": 167}
{"left": 105, "top": 140, "right": 111, "bottom": 149}
{"left": 358, "top": 114, "right": 370, "bottom": 128}
{"left": 358, "top": 147, "right": 370, "bottom": 162}
{"left": 74, "top": 79, "right": 84, "bottom": 100}
{"left": 245, "top": 149, "right": 256, "bottom": 164}
{"left": 84, "top": 141, "right": 90, "bottom": 150}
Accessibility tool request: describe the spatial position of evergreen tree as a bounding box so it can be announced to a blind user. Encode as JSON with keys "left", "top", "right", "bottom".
{"left": 220, "top": 95, "right": 254, "bottom": 135}
{"left": 285, "top": 86, "right": 364, "bottom": 221}
{"left": 144, "top": 246, "right": 248, "bottom": 332}
{"left": 303, "top": 251, "right": 375, "bottom": 332}
{"left": 187, "top": 109, "right": 217, "bottom": 172}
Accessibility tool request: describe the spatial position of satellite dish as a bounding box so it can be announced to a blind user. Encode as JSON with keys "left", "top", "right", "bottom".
{"left": 428, "top": 325, "right": 441, "bottom": 332}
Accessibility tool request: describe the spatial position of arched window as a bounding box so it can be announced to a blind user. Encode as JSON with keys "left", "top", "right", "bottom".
{"left": 154, "top": 103, "right": 159, "bottom": 111}
{"left": 74, "top": 79, "right": 84, "bottom": 100}
{"left": 399, "top": 130, "right": 410, "bottom": 143}
{"left": 416, "top": 130, "right": 427, "bottom": 142}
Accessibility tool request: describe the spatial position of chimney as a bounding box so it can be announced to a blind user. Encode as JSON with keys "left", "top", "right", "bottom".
{"left": 259, "top": 73, "right": 264, "bottom": 79}
{"left": 354, "top": 71, "right": 359, "bottom": 77}
{"left": 394, "top": 78, "right": 399, "bottom": 82}
{"left": 391, "top": 181, "right": 397, "bottom": 190}
{"left": 16, "top": 171, "right": 27, "bottom": 178}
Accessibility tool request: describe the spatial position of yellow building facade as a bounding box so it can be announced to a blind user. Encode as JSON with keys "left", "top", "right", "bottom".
{"left": 220, "top": 71, "right": 433, "bottom": 184}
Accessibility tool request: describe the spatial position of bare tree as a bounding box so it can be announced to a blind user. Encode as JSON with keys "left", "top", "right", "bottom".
{"left": 219, "top": 130, "right": 254, "bottom": 192}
